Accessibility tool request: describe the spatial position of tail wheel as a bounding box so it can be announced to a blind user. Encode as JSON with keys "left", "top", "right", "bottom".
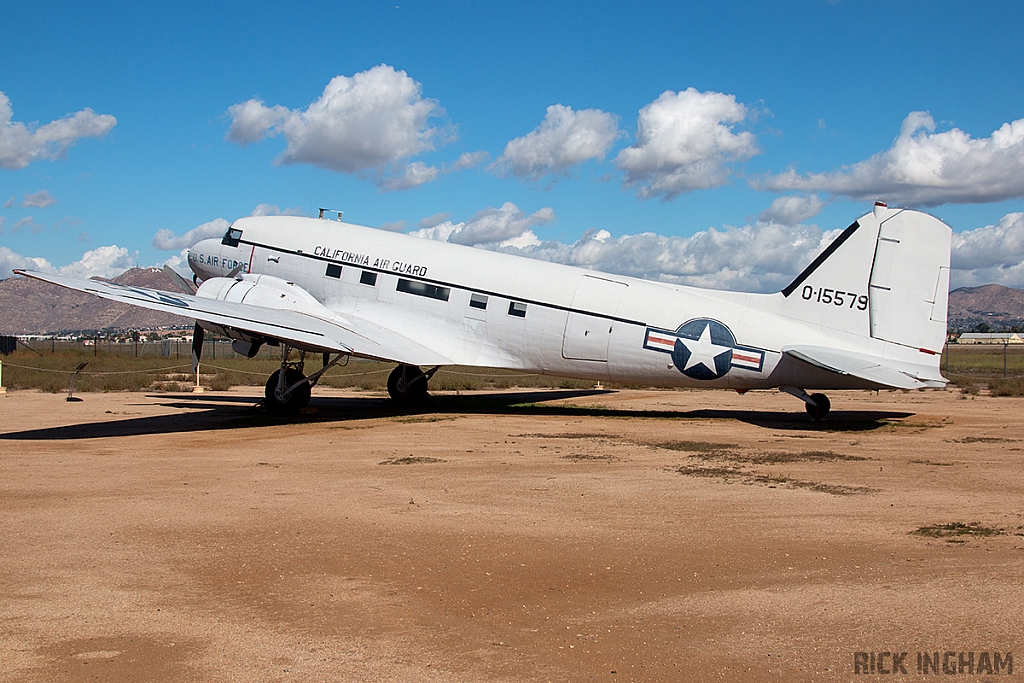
{"left": 387, "top": 365, "right": 429, "bottom": 404}
{"left": 805, "top": 393, "right": 831, "bottom": 420}
{"left": 264, "top": 368, "right": 311, "bottom": 415}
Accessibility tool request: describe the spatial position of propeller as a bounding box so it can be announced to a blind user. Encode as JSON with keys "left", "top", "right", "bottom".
{"left": 192, "top": 322, "right": 204, "bottom": 375}
{"left": 162, "top": 265, "right": 196, "bottom": 294}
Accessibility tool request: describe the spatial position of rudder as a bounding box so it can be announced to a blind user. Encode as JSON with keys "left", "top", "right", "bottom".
{"left": 867, "top": 207, "right": 950, "bottom": 353}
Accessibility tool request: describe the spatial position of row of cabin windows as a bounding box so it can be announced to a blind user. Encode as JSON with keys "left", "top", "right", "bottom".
{"left": 325, "top": 264, "right": 375, "bottom": 286}
{"left": 322, "top": 263, "right": 527, "bottom": 317}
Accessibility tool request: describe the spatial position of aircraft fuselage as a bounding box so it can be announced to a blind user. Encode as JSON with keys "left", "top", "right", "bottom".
{"left": 186, "top": 213, "right": 927, "bottom": 392}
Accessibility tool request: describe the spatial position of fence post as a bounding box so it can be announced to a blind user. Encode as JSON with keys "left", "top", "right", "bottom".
{"left": 0, "top": 359, "right": 6, "bottom": 395}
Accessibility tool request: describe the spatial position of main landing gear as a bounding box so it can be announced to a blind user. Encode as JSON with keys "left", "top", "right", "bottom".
{"left": 780, "top": 386, "right": 831, "bottom": 420}
{"left": 263, "top": 347, "right": 348, "bottom": 415}
{"left": 387, "top": 364, "right": 440, "bottom": 404}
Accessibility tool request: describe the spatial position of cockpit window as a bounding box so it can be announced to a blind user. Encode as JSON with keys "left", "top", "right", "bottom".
{"left": 222, "top": 228, "right": 242, "bottom": 247}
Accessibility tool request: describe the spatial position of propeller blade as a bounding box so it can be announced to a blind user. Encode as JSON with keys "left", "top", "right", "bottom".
{"left": 192, "top": 322, "right": 205, "bottom": 374}
{"left": 162, "top": 265, "right": 196, "bottom": 294}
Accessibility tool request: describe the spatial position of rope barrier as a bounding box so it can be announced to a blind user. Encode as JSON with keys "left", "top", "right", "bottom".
{"left": 1, "top": 362, "right": 192, "bottom": 376}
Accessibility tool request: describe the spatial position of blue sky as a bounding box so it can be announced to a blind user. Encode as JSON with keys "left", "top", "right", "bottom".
{"left": 3, "top": 0, "right": 1024, "bottom": 290}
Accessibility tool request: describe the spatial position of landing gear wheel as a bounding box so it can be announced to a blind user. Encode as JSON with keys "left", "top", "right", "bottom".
{"left": 387, "top": 365, "right": 429, "bottom": 404}
{"left": 264, "top": 368, "right": 311, "bottom": 415}
{"left": 805, "top": 393, "right": 831, "bottom": 420}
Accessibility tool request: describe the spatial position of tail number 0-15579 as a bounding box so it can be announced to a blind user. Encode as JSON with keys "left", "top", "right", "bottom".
{"left": 802, "top": 285, "right": 868, "bottom": 310}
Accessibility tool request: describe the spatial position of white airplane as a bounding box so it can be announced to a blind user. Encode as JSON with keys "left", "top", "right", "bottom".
{"left": 15, "top": 201, "right": 951, "bottom": 418}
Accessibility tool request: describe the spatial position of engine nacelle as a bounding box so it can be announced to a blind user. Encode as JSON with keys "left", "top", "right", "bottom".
{"left": 194, "top": 274, "right": 340, "bottom": 352}
{"left": 196, "top": 274, "right": 331, "bottom": 318}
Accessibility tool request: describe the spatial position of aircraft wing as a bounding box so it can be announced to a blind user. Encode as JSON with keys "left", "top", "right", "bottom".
{"left": 13, "top": 270, "right": 453, "bottom": 366}
{"left": 782, "top": 345, "right": 947, "bottom": 390}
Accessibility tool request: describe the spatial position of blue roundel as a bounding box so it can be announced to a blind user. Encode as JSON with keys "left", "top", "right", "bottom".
{"left": 670, "top": 319, "right": 736, "bottom": 380}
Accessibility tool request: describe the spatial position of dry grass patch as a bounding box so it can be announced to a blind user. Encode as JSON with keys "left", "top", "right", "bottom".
{"left": 654, "top": 440, "right": 738, "bottom": 455}
{"left": 562, "top": 453, "right": 618, "bottom": 462}
{"left": 516, "top": 432, "right": 611, "bottom": 440}
{"left": 911, "top": 522, "right": 1004, "bottom": 542}
{"left": 733, "top": 450, "right": 866, "bottom": 464}
{"left": 379, "top": 456, "right": 447, "bottom": 465}
{"left": 949, "top": 436, "right": 1018, "bottom": 444}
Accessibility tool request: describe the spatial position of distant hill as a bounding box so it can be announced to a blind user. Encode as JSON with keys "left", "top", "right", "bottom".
{"left": 0, "top": 268, "right": 192, "bottom": 334}
{"left": 948, "top": 284, "right": 1024, "bottom": 331}
{"left": 2, "top": 268, "right": 1023, "bottom": 334}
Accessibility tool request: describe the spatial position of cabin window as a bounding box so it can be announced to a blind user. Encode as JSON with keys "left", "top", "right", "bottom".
{"left": 360, "top": 270, "right": 377, "bottom": 286}
{"left": 325, "top": 263, "right": 342, "bottom": 279}
{"left": 508, "top": 301, "right": 527, "bottom": 318}
{"left": 397, "top": 278, "right": 450, "bottom": 302}
{"left": 222, "top": 227, "right": 242, "bottom": 247}
{"left": 469, "top": 293, "right": 488, "bottom": 310}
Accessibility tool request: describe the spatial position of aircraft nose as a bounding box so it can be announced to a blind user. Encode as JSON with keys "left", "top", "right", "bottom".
{"left": 188, "top": 238, "right": 224, "bottom": 280}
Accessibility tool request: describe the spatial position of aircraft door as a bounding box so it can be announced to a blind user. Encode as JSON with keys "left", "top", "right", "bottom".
{"left": 562, "top": 276, "right": 626, "bottom": 361}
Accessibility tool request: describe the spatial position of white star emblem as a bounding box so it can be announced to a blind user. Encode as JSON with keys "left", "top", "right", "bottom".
{"left": 682, "top": 323, "right": 732, "bottom": 375}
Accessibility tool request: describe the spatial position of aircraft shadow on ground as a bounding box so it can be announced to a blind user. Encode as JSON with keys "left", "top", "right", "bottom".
{"left": 0, "top": 389, "right": 912, "bottom": 441}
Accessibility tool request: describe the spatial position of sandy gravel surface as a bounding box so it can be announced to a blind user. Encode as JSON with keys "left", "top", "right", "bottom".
{"left": 1, "top": 387, "right": 1021, "bottom": 682}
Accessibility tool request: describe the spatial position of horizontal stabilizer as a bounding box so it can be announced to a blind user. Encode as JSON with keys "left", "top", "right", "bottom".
{"left": 782, "top": 345, "right": 947, "bottom": 390}
{"left": 13, "top": 270, "right": 452, "bottom": 366}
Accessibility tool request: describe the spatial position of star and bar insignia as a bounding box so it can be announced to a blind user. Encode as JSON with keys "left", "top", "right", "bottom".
{"left": 643, "top": 318, "right": 765, "bottom": 380}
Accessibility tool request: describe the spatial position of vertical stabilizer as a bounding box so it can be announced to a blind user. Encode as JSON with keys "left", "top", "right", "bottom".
{"left": 777, "top": 205, "right": 951, "bottom": 354}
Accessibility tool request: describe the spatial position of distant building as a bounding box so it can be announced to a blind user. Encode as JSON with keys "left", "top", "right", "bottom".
{"left": 958, "top": 332, "right": 1024, "bottom": 344}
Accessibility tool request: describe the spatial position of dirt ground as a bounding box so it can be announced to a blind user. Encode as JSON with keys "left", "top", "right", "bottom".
{"left": 0, "top": 386, "right": 1021, "bottom": 682}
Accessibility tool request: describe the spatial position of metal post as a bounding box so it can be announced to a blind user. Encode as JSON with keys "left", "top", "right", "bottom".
{"left": 0, "top": 359, "right": 6, "bottom": 395}
{"left": 1004, "top": 340, "right": 1008, "bottom": 378}
{"left": 67, "top": 361, "right": 88, "bottom": 402}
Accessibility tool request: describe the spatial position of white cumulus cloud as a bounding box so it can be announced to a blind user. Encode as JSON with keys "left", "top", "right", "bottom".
{"left": 2, "top": 244, "right": 140, "bottom": 280}
{"left": 0, "top": 246, "right": 54, "bottom": 277}
{"left": 493, "top": 104, "right": 621, "bottom": 181}
{"left": 250, "top": 203, "right": 304, "bottom": 217}
{"left": 0, "top": 91, "right": 116, "bottom": 170}
{"left": 21, "top": 189, "right": 57, "bottom": 208}
{"left": 409, "top": 202, "right": 555, "bottom": 247}
{"left": 616, "top": 88, "right": 760, "bottom": 201}
{"left": 58, "top": 245, "right": 138, "bottom": 279}
{"left": 375, "top": 161, "right": 440, "bottom": 192}
{"left": 446, "top": 150, "right": 489, "bottom": 172}
{"left": 152, "top": 204, "right": 303, "bottom": 251}
{"left": 11, "top": 216, "right": 40, "bottom": 234}
{"left": 757, "top": 194, "right": 826, "bottom": 226}
{"left": 949, "top": 212, "right": 1024, "bottom": 287}
{"left": 225, "top": 65, "right": 448, "bottom": 190}
{"left": 153, "top": 218, "right": 229, "bottom": 251}
{"left": 759, "top": 112, "right": 1024, "bottom": 206}
{"left": 506, "top": 221, "right": 836, "bottom": 293}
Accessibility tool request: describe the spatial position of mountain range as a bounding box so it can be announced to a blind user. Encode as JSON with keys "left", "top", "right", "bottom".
{"left": 0, "top": 268, "right": 188, "bottom": 335}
